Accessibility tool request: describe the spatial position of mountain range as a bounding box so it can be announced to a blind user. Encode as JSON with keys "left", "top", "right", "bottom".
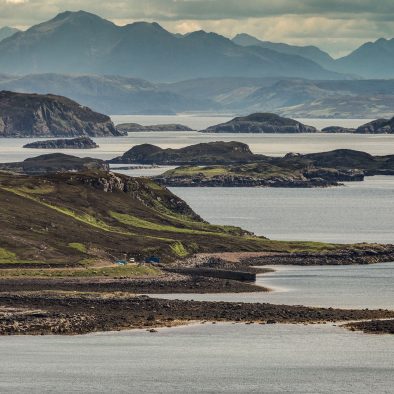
{"left": 1, "top": 11, "right": 393, "bottom": 80}
{"left": 0, "top": 11, "right": 342, "bottom": 81}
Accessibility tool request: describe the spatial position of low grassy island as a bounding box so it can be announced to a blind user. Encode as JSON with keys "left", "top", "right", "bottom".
{"left": 201, "top": 113, "right": 317, "bottom": 133}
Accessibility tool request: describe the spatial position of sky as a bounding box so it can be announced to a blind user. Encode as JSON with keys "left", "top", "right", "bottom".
{"left": 1, "top": 0, "right": 394, "bottom": 58}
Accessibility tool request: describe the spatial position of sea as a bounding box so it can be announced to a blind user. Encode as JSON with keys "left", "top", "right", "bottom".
{"left": 0, "top": 115, "right": 393, "bottom": 393}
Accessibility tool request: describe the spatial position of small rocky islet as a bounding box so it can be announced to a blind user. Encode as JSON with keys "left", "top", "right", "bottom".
{"left": 23, "top": 136, "right": 99, "bottom": 149}
{"left": 116, "top": 123, "right": 194, "bottom": 132}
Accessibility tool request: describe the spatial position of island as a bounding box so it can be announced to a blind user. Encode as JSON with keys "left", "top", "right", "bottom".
{"left": 109, "top": 141, "right": 262, "bottom": 165}
{"left": 322, "top": 116, "right": 394, "bottom": 134}
{"left": 109, "top": 141, "right": 394, "bottom": 187}
{"left": 0, "top": 90, "right": 125, "bottom": 137}
{"left": 200, "top": 113, "right": 317, "bottom": 133}
{"left": 116, "top": 123, "right": 194, "bottom": 132}
{"left": 321, "top": 126, "right": 356, "bottom": 133}
{"left": 23, "top": 137, "right": 99, "bottom": 149}
{"left": 0, "top": 153, "right": 109, "bottom": 175}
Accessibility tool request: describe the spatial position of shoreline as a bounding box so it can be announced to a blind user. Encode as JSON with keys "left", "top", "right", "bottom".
{"left": 1, "top": 251, "right": 393, "bottom": 336}
{"left": 1, "top": 292, "right": 393, "bottom": 336}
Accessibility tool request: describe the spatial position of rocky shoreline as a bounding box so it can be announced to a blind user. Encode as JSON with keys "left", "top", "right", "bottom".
{"left": 1, "top": 247, "right": 393, "bottom": 336}
{"left": 344, "top": 319, "right": 394, "bottom": 334}
{"left": 1, "top": 292, "right": 393, "bottom": 335}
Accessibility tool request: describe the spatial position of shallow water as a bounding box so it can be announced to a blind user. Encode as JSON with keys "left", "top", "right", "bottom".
{"left": 155, "top": 262, "right": 394, "bottom": 309}
{"left": 0, "top": 323, "right": 393, "bottom": 394}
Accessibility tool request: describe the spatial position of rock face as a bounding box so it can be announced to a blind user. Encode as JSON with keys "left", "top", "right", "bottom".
{"left": 201, "top": 113, "right": 317, "bottom": 133}
{"left": 23, "top": 137, "right": 99, "bottom": 149}
{"left": 356, "top": 118, "right": 394, "bottom": 134}
{"left": 321, "top": 126, "right": 356, "bottom": 133}
{"left": 109, "top": 141, "right": 263, "bottom": 165}
{"left": 0, "top": 153, "right": 109, "bottom": 175}
{"left": 0, "top": 91, "right": 124, "bottom": 138}
{"left": 116, "top": 123, "right": 194, "bottom": 132}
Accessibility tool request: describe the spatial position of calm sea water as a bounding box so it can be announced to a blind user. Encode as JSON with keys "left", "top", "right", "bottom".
{"left": 156, "top": 262, "right": 394, "bottom": 309}
{"left": 0, "top": 324, "right": 393, "bottom": 394}
{"left": 170, "top": 176, "right": 394, "bottom": 244}
{"left": 3, "top": 116, "right": 394, "bottom": 164}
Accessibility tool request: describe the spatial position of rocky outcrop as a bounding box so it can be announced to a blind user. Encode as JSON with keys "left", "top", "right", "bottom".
{"left": 23, "top": 137, "right": 99, "bottom": 149}
{"left": 0, "top": 153, "right": 109, "bottom": 175}
{"left": 321, "top": 126, "right": 355, "bottom": 133}
{"left": 356, "top": 117, "right": 394, "bottom": 134}
{"left": 322, "top": 118, "right": 394, "bottom": 134}
{"left": 109, "top": 141, "right": 264, "bottom": 165}
{"left": 0, "top": 91, "right": 125, "bottom": 138}
{"left": 201, "top": 113, "right": 317, "bottom": 133}
{"left": 116, "top": 123, "right": 194, "bottom": 132}
{"left": 154, "top": 168, "right": 364, "bottom": 188}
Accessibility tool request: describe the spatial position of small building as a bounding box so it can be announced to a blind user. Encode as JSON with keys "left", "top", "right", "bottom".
{"left": 145, "top": 256, "right": 160, "bottom": 264}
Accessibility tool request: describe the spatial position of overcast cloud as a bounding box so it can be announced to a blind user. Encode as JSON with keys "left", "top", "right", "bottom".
{"left": 1, "top": 0, "right": 393, "bottom": 57}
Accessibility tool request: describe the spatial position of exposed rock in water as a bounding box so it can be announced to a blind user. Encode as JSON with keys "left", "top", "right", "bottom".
{"left": 321, "top": 126, "right": 356, "bottom": 133}
{"left": 201, "top": 113, "right": 317, "bottom": 133}
{"left": 0, "top": 91, "right": 125, "bottom": 137}
{"left": 116, "top": 123, "right": 194, "bottom": 132}
{"left": 23, "top": 137, "right": 99, "bottom": 149}
{"left": 109, "top": 141, "right": 264, "bottom": 165}
{"left": 356, "top": 117, "right": 394, "bottom": 134}
{"left": 0, "top": 153, "right": 109, "bottom": 175}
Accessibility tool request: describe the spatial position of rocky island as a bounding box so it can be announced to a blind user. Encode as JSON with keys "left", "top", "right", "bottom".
{"left": 109, "top": 141, "right": 262, "bottom": 165}
{"left": 0, "top": 153, "right": 109, "bottom": 175}
{"left": 323, "top": 116, "right": 394, "bottom": 134}
{"left": 23, "top": 137, "right": 99, "bottom": 149}
{"left": 0, "top": 91, "right": 125, "bottom": 137}
{"left": 201, "top": 113, "right": 317, "bottom": 133}
{"left": 116, "top": 123, "right": 194, "bottom": 132}
{"left": 149, "top": 143, "right": 394, "bottom": 187}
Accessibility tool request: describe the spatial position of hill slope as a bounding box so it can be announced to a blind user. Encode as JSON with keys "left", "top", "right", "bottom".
{"left": 0, "top": 170, "right": 278, "bottom": 266}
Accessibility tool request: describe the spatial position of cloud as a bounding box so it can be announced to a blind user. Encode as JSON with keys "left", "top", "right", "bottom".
{"left": 0, "top": 0, "right": 394, "bottom": 56}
